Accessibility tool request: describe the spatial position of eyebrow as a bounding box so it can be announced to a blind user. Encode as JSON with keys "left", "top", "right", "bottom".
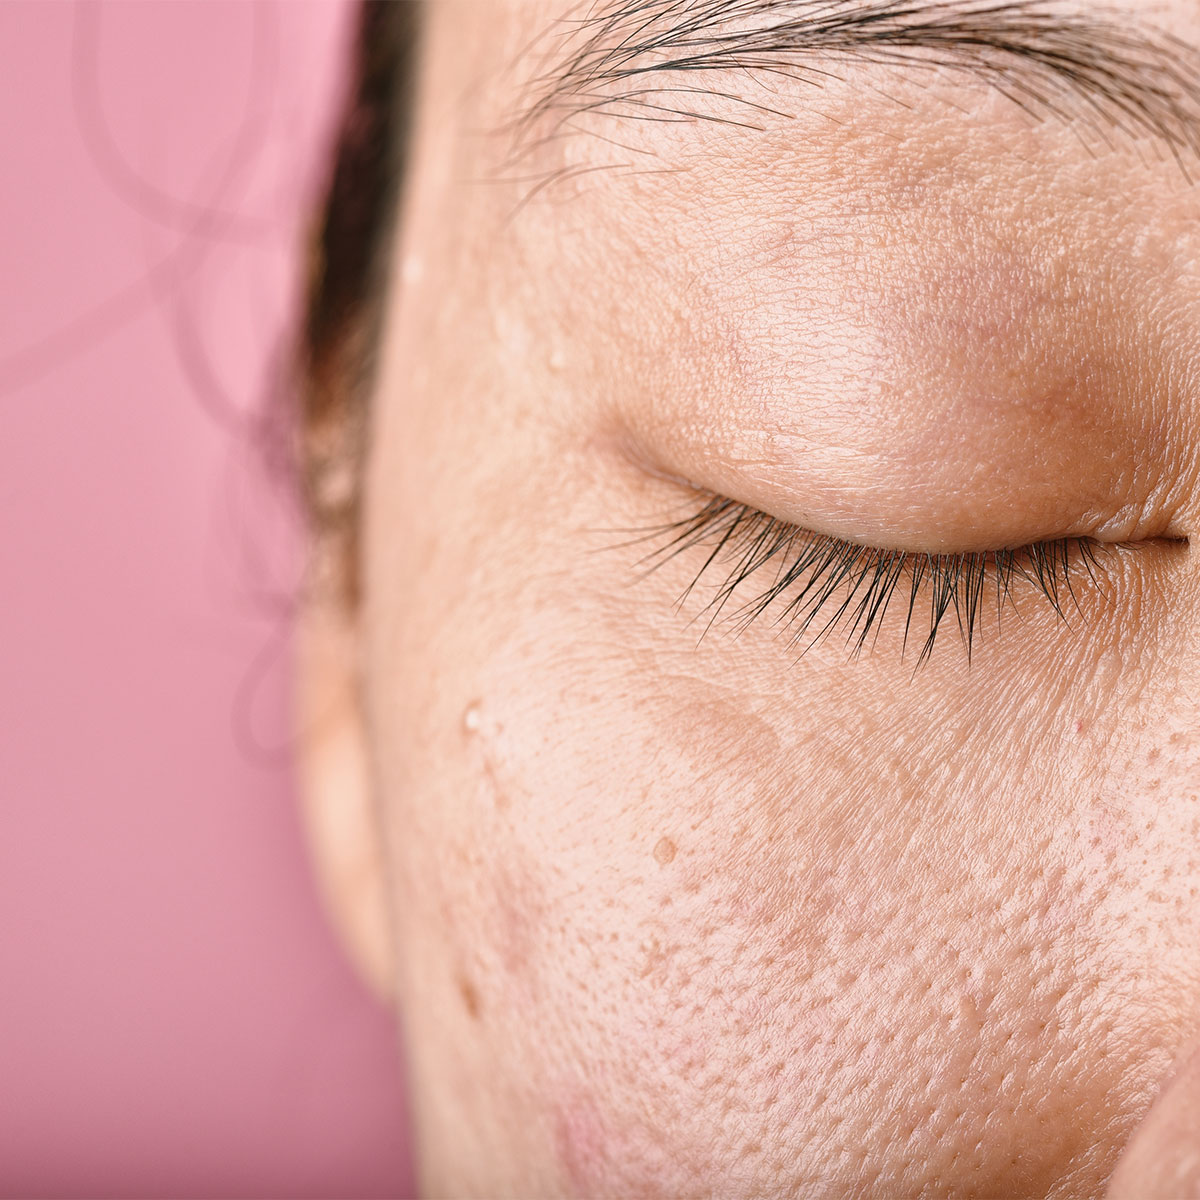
{"left": 519, "top": 0, "right": 1200, "bottom": 167}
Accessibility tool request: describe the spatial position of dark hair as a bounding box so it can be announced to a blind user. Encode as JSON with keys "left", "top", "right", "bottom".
{"left": 299, "top": 2, "right": 421, "bottom": 604}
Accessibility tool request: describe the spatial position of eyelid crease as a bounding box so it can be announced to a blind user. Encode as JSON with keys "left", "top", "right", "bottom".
{"left": 629, "top": 488, "right": 1114, "bottom": 667}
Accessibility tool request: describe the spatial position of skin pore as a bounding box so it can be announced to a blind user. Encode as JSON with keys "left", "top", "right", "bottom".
{"left": 300, "top": 1, "right": 1200, "bottom": 1195}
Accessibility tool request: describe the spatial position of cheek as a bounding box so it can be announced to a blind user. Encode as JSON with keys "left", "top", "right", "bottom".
{"left": 377, "top": 588, "right": 1200, "bottom": 1199}
{"left": 363, "top": 347, "right": 1200, "bottom": 1194}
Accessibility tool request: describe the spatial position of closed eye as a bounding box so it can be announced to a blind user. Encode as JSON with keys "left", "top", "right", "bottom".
{"left": 633, "top": 489, "right": 1110, "bottom": 666}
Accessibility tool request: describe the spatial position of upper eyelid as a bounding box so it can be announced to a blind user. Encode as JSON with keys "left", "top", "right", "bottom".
{"left": 631, "top": 485, "right": 1112, "bottom": 665}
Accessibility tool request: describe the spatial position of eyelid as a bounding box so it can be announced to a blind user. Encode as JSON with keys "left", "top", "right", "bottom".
{"left": 621, "top": 392, "right": 1188, "bottom": 555}
{"left": 634, "top": 487, "right": 1109, "bottom": 666}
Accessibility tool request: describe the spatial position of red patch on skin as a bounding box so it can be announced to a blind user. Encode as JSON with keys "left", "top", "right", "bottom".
{"left": 551, "top": 1082, "right": 712, "bottom": 1197}
{"left": 554, "top": 1096, "right": 608, "bottom": 1197}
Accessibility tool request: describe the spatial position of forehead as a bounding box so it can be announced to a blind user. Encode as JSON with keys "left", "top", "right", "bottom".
{"left": 425, "top": 0, "right": 1200, "bottom": 263}
{"left": 416, "top": 0, "right": 1200, "bottom": 348}
{"left": 558, "top": 7, "right": 1194, "bottom": 144}
{"left": 436, "top": 0, "right": 1200, "bottom": 170}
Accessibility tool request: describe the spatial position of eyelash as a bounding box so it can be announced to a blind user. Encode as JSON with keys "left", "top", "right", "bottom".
{"left": 636, "top": 491, "right": 1105, "bottom": 665}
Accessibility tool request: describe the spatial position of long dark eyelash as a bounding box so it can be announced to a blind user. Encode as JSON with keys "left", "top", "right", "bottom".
{"left": 636, "top": 492, "right": 1103, "bottom": 665}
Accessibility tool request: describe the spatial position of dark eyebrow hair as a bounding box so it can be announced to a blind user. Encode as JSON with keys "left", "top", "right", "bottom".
{"left": 517, "top": 0, "right": 1200, "bottom": 168}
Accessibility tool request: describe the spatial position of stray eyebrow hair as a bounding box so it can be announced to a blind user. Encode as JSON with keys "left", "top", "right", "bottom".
{"left": 518, "top": 0, "right": 1200, "bottom": 166}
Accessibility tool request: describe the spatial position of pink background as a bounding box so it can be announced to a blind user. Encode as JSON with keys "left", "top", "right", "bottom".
{"left": 0, "top": 3, "right": 413, "bottom": 1195}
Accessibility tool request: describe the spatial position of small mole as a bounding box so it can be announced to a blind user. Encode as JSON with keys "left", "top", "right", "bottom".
{"left": 462, "top": 701, "right": 482, "bottom": 735}
{"left": 653, "top": 836, "right": 677, "bottom": 865}
{"left": 458, "top": 975, "right": 481, "bottom": 1019}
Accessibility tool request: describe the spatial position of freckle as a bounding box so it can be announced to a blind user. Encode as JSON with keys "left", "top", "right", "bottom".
{"left": 458, "top": 974, "right": 481, "bottom": 1020}
{"left": 462, "top": 701, "right": 482, "bottom": 736}
{"left": 653, "top": 836, "right": 677, "bottom": 865}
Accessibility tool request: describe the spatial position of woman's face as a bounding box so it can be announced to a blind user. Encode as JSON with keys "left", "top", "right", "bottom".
{"left": 309, "top": 0, "right": 1200, "bottom": 1193}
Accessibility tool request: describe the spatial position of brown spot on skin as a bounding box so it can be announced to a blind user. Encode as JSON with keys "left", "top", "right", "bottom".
{"left": 654, "top": 836, "right": 677, "bottom": 865}
{"left": 487, "top": 850, "right": 547, "bottom": 987}
{"left": 458, "top": 974, "right": 481, "bottom": 1019}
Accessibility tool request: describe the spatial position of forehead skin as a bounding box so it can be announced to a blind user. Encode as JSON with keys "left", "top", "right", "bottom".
{"left": 362, "top": 1, "right": 1200, "bottom": 1195}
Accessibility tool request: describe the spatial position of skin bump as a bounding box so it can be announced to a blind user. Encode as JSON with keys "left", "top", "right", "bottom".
{"left": 653, "top": 836, "right": 677, "bottom": 865}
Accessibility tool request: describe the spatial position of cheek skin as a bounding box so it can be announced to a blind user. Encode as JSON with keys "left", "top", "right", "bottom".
{"left": 367, "top": 420, "right": 1200, "bottom": 1197}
